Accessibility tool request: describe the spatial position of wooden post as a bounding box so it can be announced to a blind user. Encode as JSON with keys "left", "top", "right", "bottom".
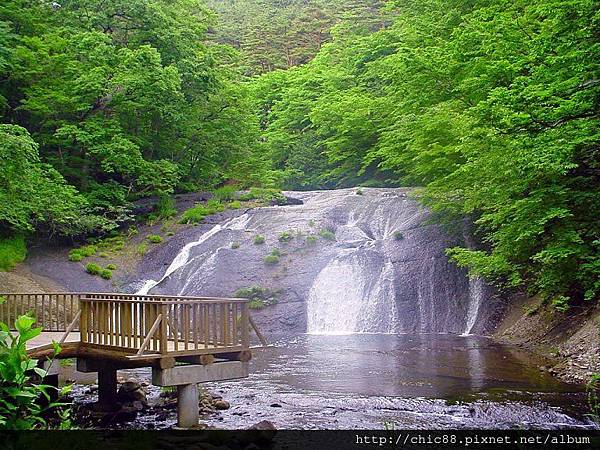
{"left": 97, "top": 368, "right": 118, "bottom": 411}
{"left": 160, "top": 304, "right": 168, "bottom": 355}
{"left": 241, "top": 303, "right": 250, "bottom": 350}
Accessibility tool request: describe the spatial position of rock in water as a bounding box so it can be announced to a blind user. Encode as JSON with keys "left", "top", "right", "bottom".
{"left": 117, "top": 378, "right": 147, "bottom": 405}
{"left": 213, "top": 399, "right": 230, "bottom": 410}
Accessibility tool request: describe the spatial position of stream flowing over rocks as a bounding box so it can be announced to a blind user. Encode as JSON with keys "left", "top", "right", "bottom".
{"left": 131, "top": 188, "right": 502, "bottom": 335}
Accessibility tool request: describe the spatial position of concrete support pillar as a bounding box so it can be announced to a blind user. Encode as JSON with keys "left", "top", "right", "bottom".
{"left": 177, "top": 383, "right": 199, "bottom": 428}
{"left": 97, "top": 369, "right": 118, "bottom": 410}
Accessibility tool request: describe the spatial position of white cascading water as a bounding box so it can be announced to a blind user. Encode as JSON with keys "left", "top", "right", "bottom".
{"left": 136, "top": 214, "right": 250, "bottom": 295}
{"left": 133, "top": 188, "right": 489, "bottom": 335}
{"left": 462, "top": 276, "right": 485, "bottom": 335}
{"left": 306, "top": 202, "right": 401, "bottom": 334}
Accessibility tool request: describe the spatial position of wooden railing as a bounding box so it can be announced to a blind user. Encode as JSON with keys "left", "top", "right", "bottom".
{"left": 79, "top": 294, "right": 250, "bottom": 357}
{"left": 0, "top": 292, "right": 81, "bottom": 332}
{"left": 1, "top": 292, "right": 251, "bottom": 357}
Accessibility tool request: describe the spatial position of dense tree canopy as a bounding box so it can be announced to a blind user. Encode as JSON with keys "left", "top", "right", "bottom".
{"left": 1, "top": 0, "right": 598, "bottom": 311}
{"left": 0, "top": 0, "right": 269, "bottom": 237}
{"left": 251, "top": 0, "right": 600, "bottom": 308}
{"left": 206, "top": 0, "right": 386, "bottom": 74}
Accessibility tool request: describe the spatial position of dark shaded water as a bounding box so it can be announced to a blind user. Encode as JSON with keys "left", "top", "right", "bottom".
{"left": 68, "top": 334, "right": 598, "bottom": 430}
{"left": 239, "top": 334, "right": 573, "bottom": 398}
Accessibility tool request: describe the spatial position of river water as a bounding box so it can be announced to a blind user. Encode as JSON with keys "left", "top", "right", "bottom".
{"left": 68, "top": 333, "right": 597, "bottom": 430}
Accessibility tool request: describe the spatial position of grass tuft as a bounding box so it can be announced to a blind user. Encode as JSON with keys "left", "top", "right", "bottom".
{"left": 147, "top": 235, "right": 163, "bottom": 244}
{"left": 318, "top": 229, "right": 335, "bottom": 241}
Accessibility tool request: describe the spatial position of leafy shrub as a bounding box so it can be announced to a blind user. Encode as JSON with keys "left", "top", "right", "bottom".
{"left": 0, "top": 312, "right": 71, "bottom": 429}
{"left": 105, "top": 264, "right": 117, "bottom": 271}
{"left": 85, "top": 263, "right": 101, "bottom": 275}
{"left": 270, "top": 248, "right": 281, "bottom": 257}
{"left": 254, "top": 235, "right": 265, "bottom": 245}
{"left": 68, "top": 244, "right": 97, "bottom": 262}
{"left": 319, "top": 229, "right": 335, "bottom": 241}
{"left": 393, "top": 231, "right": 404, "bottom": 241}
{"left": 68, "top": 253, "right": 83, "bottom": 262}
{"left": 166, "top": 231, "right": 175, "bottom": 236}
{"left": 264, "top": 254, "right": 280, "bottom": 265}
{"left": 213, "top": 185, "right": 238, "bottom": 202}
{"left": 239, "top": 187, "right": 285, "bottom": 204}
{"left": 248, "top": 299, "right": 266, "bottom": 310}
{"left": 551, "top": 295, "right": 570, "bottom": 313}
{"left": 231, "top": 242, "right": 240, "bottom": 249}
{"left": 137, "top": 243, "right": 148, "bottom": 256}
{"left": 228, "top": 200, "right": 242, "bottom": 209}
{"left": 356, "top": 188, "right": 363, "bottom": 195}
{"left": 155, "top": 195, "right": 177, "bottom": 219}
{"left": 127, "top": 225, "right": 138, "bottom": 237}
{"left": 99, "top": 269, "right": 112, "bottom": 280}
{"left": 98, "top": 252, "right": 108, "bottom": 258}
{"left": 98, "top": 236, "right": 125, "bottom": 252}
{"left": 180, "top": 200, "right": 225, "bottom": 224}
{"left": 147, "top": 235, "right": 163, "bottom": 244}
{"left": 0, "top": 235, "right": 27, "bottom": 271}
{"left": 234, "top": 285, "right": 279, "bottom": 309}
{"left": 278, "top": 231, "right": 293, "bottom": 242}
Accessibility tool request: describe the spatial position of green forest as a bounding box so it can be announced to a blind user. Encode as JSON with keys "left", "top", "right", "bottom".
{"left": 1, "top": 0, "right": 599, "bottom": 311}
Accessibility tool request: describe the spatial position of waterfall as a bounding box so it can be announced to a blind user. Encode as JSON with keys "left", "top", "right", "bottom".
{"left": 136, "top": 214, "right": 250, "bottom": 295}
{"left": 131, "top": 188, "right": 491, "bottom": 335}
{"left": 463, "top": 276, "right": 485, "bottom": 335}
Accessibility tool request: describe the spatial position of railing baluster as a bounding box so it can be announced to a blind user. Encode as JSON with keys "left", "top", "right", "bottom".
{"left": 193, "top": 304, "right": 198, "bottom": 350}
{"left": 232, "top": 303, "right": 238, "bottom": 346}
{"left": 221, "top": 303, "right": 227, "bottom": 347}
{"left": 241, "top": 303, "right": 249, "bottom": 349}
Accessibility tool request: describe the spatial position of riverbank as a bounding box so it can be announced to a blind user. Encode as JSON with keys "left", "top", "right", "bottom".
{"left": 495, "top": 294, "right": 600, "bottom": 384}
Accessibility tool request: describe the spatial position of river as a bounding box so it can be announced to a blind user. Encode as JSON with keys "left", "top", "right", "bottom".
{"left": 68, "top": 333, "right": 596, "bottom": 430}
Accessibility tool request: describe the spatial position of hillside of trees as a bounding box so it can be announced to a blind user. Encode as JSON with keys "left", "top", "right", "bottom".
{"left": 206, "top": 0, "right": 386, "bottom": 74}
{"left": 1, "top": 0, "right": 599, "bottom": 311}
{"left": 0, "top": 0, "right": 270, "bottom": 240}
{"left": 250, "top": 0, "right": 599, "bottom": 309}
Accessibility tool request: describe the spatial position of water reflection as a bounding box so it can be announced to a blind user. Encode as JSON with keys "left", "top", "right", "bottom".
{"left": 251, "top": 334, "right": 579, "bottom": 399}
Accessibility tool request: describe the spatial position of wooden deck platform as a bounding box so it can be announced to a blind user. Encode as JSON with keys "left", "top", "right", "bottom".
{"left": 1, "top": 292, "right": 252, "bottom": 361}
{"left": 1, "top": 292, "right": 256, "bottom": 427}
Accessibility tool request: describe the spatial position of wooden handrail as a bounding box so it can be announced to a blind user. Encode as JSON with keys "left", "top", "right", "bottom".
{"left": 4, "top": 292, "right": 253, "bottom": 359}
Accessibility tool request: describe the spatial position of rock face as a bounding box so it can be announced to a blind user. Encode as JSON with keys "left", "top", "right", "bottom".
{"left": 132, "top": 188, "right": 502, "bottom": 335}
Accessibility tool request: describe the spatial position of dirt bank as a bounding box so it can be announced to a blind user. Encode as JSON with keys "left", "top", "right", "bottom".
{"left": 495, "top": 294, "right": 600, "bottom": 384}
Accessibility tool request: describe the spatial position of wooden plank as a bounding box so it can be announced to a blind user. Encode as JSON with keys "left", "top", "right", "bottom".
{"left": 212, "top": 304, "right": 217, "bottom": 345}
{"left": 249, "top": 315, "right": 268, "bottom": 347}
{"left": 232, "top": 303, "right": 238, "bottom": 346}
{"left": 241, "top": 303, "right": 250, "bottom": 350}
{"left": 160, "top": 304, "right": 168, "bottom": 355}
{"left": 80, "top": 301, "right": 88, "bottom": 343}
{"left": 203, "top": 304, "right": 209, "bottom": 349}
{"left": 183, "top": 304, "right": 189, "bottom": 351}
{"left": 221, "top": 303, "right": 228, "bottom": 347}
{"left": 173, "top": 304, "right": 179, "bottom": 352}
{"left": 193, "top": 304, "right": 198, "bottom": 350}
{"left": 59, "top": 310, "right": 82, "bottom": 344}
{"left": 136, "top": 314, "right": 162, "bottom": 356}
